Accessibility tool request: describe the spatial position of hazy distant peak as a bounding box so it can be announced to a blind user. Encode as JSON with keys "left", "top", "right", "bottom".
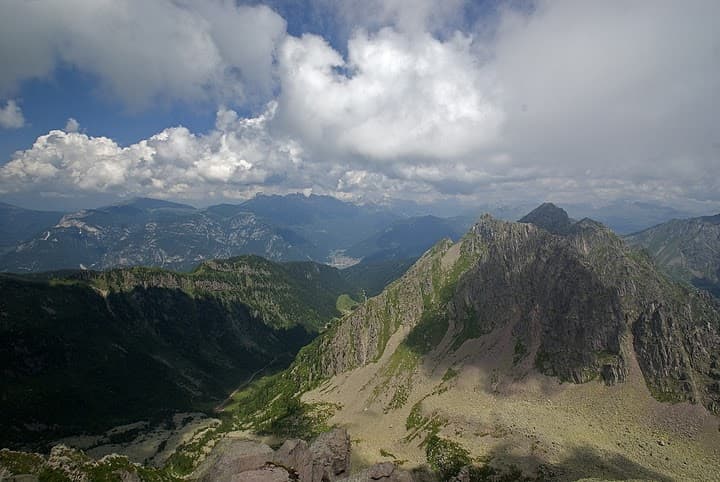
{"left": 518, "top": 202, "right": 573, "bottom": 235}
{"left": 112, "top": 197, "right": 197, "bottom": 211}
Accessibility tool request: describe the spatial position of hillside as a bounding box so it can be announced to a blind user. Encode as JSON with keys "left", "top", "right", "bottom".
{"left": 215, "top": 204, "right": 720, "bottom": 481}
{"left": 0, "top": 256, "right": 355, "bottom": 449}
{"left": 626, "top": 213, "right": 720, "bottom": 297}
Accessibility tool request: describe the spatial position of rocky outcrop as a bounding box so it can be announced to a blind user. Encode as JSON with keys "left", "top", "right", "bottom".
{"left": 194, "top": 429, "right": 365, "bottom": 482}
{"left": 518, "top": 202, "right": 574, "bottom": 234}
{"left": 232, "top": 466, "right": 292, "bottom": 482}
{"left": 274, "top": 439, "right": 313, "bottom": 481}
{"left": 195, "top": 439, "right": 275, "bottom": 482}
{"left": 293, "top": 240, "right": 454, "bottom": 382}
{"left": 309, "top": 428, "right": 351, "bottom": 481}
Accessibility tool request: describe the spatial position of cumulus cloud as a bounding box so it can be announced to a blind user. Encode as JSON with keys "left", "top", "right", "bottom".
{"left": 0, "top": 0, "right": 287, "bottom": 108}
{"left": 275, "top": 28, "right": 502, "bottom": 162}
{"left": 64, "top": 118, "right": 80, "bottom": 133}
{"left": 0, "top": 104, "right": 306, "bottom": 199}
{"left": 0, "top": 99, "right": 24, "bottom": 128}
{"left": 1, "top": 0, "right": 719, "bottom": 209}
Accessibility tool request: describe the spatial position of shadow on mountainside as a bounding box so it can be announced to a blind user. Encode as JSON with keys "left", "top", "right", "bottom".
{"left": 484, "top": 441, "right": 673, "bottom": 481}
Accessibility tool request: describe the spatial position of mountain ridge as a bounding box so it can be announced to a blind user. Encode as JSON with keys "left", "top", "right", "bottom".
{"left": 0, "top": 194, "right": 404, "bottom": 272}
{"left": 218, "top": 205, "right": 720, "bottom": 480}
{"left": 626, "top": 211, "right": 720, "bottom": 297}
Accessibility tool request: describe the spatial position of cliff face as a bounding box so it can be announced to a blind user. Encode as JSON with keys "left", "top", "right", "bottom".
{"left": 294, "top": 207, "right": 720, "bottom": 414}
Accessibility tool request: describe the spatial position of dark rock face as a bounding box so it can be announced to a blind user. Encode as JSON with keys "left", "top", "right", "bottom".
{"left": 451, "top": 219, "right": 628, "bottom": 384}
{"left": 309, "top": 428, "right": 351, "bottom": 481}
{"left": 518, "top": 202, "right": 574, "bottom": 235}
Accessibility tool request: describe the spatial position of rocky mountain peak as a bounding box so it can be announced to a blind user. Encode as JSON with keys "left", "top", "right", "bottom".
{"left": 518, "top": 202, "right": 573, "bottom": 234}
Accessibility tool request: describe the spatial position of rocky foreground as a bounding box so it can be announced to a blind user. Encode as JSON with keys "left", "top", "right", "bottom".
{"left": 193, "top": 428, "right": 417, "bottom": 482}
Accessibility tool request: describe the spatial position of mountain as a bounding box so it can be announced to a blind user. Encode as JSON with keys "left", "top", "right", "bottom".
{"left": 214, "top": 205, "right": 720, "bottom": 480}
{"left": 0, "top": 256, "right": 356, "bottom": 449}
{"left": 517, "top": 202, "right": 574, "bottom": 234}
{"left": 0, "top": 194, "right": 406, "bottom": 273}
{"left": 0, "top": 197, "right": 322, "bottom": 272}
{"left": 344, "top": 215, "right": 469, "bottom": 262}
{"left": 625, "top": 213, "right": 720, "bottom": 297}
{"left": 0, "top": 202, "right": 64, "bottom": 252}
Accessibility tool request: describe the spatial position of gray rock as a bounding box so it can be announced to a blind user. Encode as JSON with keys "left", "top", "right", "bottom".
{"left": 274, "top": 438, "right": 312, "bottom": 482}
{"left": 310, "top": 428, "right": 351, "bottom": 481}
{"left": 231, "top": 465, "right": 291, "bottom": 482}
{"left": 194, "top": 438, "right": 274, "bottom": 482}
{"left": 368, "top": 462, "right": 395, "bottom": 479}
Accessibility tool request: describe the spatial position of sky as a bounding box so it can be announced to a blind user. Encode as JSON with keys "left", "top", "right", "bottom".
{"left": 0, "top": 0, "right": 718, "bottom": 211}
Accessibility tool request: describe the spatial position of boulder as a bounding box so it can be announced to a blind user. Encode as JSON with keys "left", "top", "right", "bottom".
{"left": 309, "top": 428, "right": 351, "bottom": 481}
{"left": 195, "top": 438, "right": 274, "bottom": 482}
{"left": 274, "top": 438, "right": 312, "bottom": 481}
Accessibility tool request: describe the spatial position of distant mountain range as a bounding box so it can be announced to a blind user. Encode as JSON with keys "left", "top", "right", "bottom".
{"left": 0, "top": 195, "right": 401, "bottom": 272}
{"left": 1, "top": 194, "right": 716, "bottom": 281}
{"left": 626, "top": 212, "right": 720, "bottom": 297}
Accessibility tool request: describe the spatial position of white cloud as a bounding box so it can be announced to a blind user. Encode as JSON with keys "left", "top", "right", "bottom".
{"left": 275, "top": 28, "right": 503, "bottom": 163}
{"left": 0, "top": 0, "right": 287, "bottom": 108}
{"left": 0, "top": 0, "right": 719, "bottom": 209}
{"left": 0, "top": 104, "right": 305, "bottom": 198}
{"left": 64, "top": 118, "right": 80, "bottom": 133}
{"left": 0, "top": 99, "right": 24, "bottom": 128}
